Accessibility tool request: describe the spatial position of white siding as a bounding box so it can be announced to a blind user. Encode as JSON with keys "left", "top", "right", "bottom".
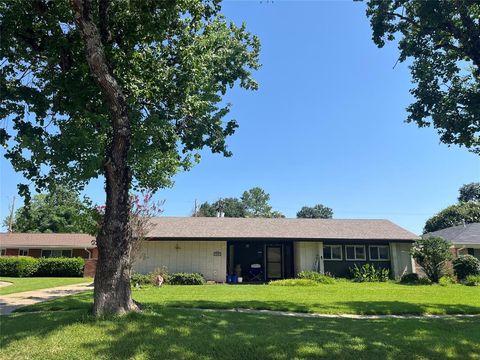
{"left": 133, "top": 240, "right": 227, "bottom": 283}
{"left": 390, "top": 242, "right": 415, "bottom": 279}
{"left": 294, "top": 241, "right": 323, "bottom": 275}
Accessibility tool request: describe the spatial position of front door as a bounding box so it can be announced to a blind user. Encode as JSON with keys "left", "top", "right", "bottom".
{"left": 266, "top": 245, "right": 283, "bottom": 280}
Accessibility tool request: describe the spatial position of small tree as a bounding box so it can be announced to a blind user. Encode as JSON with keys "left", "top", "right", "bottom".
{"left": 411, "top": 236, "right": 452, "bottom": 283}
{"left": 96, "top": 192, "right": 163, "bottom": 264}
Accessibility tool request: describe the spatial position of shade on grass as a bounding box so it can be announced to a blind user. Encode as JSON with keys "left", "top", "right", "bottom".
{"left": 0, "top": 277, "right": 93, "bottom": 295}
{"left": 2, "top": 307, "right": 479, "bottom": 360}
{"left": 19, "top": 282, "right": 480, "bottom": 315}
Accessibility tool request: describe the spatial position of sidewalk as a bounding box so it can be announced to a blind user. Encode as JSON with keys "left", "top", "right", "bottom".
{"left": 181, "top": 307, "right": 480, "bottom": 320}
{"left": 0, "top": 282, "right": 93, "bottom": 315}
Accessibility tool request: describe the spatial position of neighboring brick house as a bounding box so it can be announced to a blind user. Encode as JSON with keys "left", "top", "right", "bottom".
{"left": 0, "top": 233, "right": 97, "bottom": 277}
{"left": 423, "top": 223, "right": 480, "bottom": 260}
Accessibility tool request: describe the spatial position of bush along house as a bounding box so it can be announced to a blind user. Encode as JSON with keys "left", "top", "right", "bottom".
{"left": 1, "top": 217, "right": 418, "bottom": 282}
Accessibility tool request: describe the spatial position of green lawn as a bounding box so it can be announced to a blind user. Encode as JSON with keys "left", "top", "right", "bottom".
{"left": 0, "top": 277, "right": 93, "bottom": 295}
{"left": 19, "top": 282, "right": 480, "bottom": 315}
{"left": 3, "top": 283, "right": 480, "bottom": 359}
{"left": 2, "top": 307, "right": 479, "bottom": 360}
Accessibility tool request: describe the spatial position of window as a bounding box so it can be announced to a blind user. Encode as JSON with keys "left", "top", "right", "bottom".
{"left": 1, "top": 249, "right": 5, "bottom": 256}
{"left": 41, "top": 249, "right": 72, "bottom": 258}
{"left": 345, "top": 245, "right": 366, "bottom": 261}
{"left": 369, "top": 246, "right": 390, "bottom": 261}
{"left": 18, "top": 249, "right": 29, "bottom": 256}
{"left": 323, "top": 245, "right": 342, "bottom": 261}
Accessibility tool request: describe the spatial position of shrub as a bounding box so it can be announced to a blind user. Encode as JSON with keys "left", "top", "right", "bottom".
{"left": 417, "top": 277, "right": 433, "bottom": 285}
{"left": 439, "top": 275, "right": 455, "bottom": 286}
{"left": 169, "top": 272, "right": 205, "bottom": 285}
{"left": 350, "top": 263, "right": 390, "bottom": 282}
{"left": 453, "top": 255, "right": 480, "bottom": 280}
{"left": 464, "top": 275, "right": 480, "bottom": 286}
{"left": 36, "top": 257, "right": 85, "bottom": 277}
{"left": 269, "top": 279, "right": 319, "bottom": 286}
{"left": 0, "top": 256, "right": 39, "bottom": 277}
{"left": 297, "top": 271, "right": 335, "bottom": 284}
{"left": 131, "top": 273, "right": 154, "bottom": 286}
{"left": 411, "top": 236, "right": 452, "bottom": 283}
{"left": 400, "top": 273, "right": 419, "bottom": 284}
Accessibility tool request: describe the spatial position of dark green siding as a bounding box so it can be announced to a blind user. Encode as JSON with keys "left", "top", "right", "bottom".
{"left": 323, "top": 241, "right": 391, "bottom": 278}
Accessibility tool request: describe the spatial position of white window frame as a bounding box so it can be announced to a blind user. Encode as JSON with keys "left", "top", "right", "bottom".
{"left": 18, "top": 248, "right": 29, "bottom": 256}
{"left": 369, "top": 245, "right": 390, "bottom": 261}
{"left": 41, "top": 249, "right": 73, "bottom": 258}
{"left": 323, "top": 245, "right": 343, "bottom": 261}
{"left": 345, "top": 245, "right": 366, "bottom": 261}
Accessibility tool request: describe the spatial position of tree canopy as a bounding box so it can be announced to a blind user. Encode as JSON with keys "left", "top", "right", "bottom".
{"left": 458, "top": 182, "right": 480, "bottom": 202}
{"left": 196, "top": 187, "right": 284, "bottom": 218}
{"left": 296, "top": 204, "right": 333, "bottom": 219}
{"left": 197, "top": 197, "right": 247, "bottom": 218}
{"left": 5, "top": 186, "right": 97, "bottom": 234}
{"left": 0, "top": 0, "right": 260, "bottom": 198}
{"left": 424, "top": 201, "right": 480, "bottom": 233}
{"left": 364, "top": 0, "right": 480, "bottom": 154}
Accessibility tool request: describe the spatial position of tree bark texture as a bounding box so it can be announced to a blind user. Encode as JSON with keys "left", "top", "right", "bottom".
{"left": 71, "top": 0, "right": 138, "bottom": 316}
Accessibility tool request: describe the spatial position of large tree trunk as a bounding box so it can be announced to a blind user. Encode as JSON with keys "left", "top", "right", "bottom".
{"left": 71, "top": 0, "right": 138, "bottom": 316}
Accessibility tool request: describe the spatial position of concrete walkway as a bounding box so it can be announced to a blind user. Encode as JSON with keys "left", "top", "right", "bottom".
{"left": 0, "top": 281, "right": 13, "bottom": 288}
{"left": 0, "top": 282, "right": 93, "bottom": 315}
{"left": 180, "top": 307, "right": 480, "bottom": 320}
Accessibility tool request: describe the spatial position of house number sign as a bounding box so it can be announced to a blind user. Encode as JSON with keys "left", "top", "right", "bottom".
{"left": 213, "top": 251, "right": 222, "bottom": 256}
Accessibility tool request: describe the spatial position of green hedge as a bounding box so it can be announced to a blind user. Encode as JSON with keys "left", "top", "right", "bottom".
{"left": 168, "top": 272, "right": 205, "bottom": 285}
{"left": 36, "top": 257, "right": 85, "bottom": 277}
{"left": 0, "top": 256, "right": 85, "bottom": 277}
{"left": 0, "top": 256, "right": 39, "bottom": 277}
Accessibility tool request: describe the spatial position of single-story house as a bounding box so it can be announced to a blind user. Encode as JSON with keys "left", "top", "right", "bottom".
{"left": 423, "top": 223, "right": 480, "bottom": 260}
{"left": 0, "top": 233, "right": 98, "bottom": 276}
{"left": 1, "top": 217, "right": 419, "bottom": 281}
{"left": 135, "top": 217, "right": 418, "bottom": 282}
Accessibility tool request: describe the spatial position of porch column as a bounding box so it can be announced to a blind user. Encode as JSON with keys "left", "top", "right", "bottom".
{"left": 317, "top": 242, "right": 324, "bottom": 274}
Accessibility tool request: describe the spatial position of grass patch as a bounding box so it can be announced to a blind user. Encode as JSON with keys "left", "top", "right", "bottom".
{"left": 0, "top": 277, "right": 92, "bottom": 295}
{"left": 1, "top": 307, "right": 479, "bottom": 360}
{"left": 19, "top": 282, "right": 480, "bottom": 316}
{"left": 269, "top": 279, "right": 320, "bottom": 286}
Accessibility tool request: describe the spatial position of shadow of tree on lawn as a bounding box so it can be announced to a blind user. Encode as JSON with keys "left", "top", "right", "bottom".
{"left": 2, "top": 305, "right": 480, "bottom": 359}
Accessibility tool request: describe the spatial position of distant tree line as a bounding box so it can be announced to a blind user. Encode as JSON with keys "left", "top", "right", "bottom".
{"left": 195, "top": 187, "right": 333, "bottom": 219}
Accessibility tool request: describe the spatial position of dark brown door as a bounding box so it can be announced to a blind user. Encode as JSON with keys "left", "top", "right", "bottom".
{"left": 266, "top": 245, "right": 283, "bottom": 280}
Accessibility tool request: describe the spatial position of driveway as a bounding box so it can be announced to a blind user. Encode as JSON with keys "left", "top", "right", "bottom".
{"left": 0, "top": 282, "right": 93, "bottom": 315}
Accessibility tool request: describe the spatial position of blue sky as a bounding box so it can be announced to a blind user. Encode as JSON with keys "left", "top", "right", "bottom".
{"left": 1, "top": 1, "right": 479, "bottom": 234}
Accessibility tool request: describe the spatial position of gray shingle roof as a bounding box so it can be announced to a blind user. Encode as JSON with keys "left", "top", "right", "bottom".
{"left": 145, "top": 217, "right": 418, "bottom": 241}
{"left": 0, "top": 233, "right": 96, "bottom": 248}
{"left": 423, "top": 223, "right": 480, "bottom": 245}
